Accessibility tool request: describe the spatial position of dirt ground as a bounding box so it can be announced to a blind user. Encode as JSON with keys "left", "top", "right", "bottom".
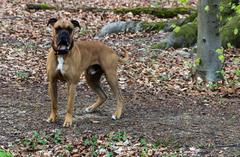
{"left": 1, "top": 78, "right": 240, "bottom": 156}
{"left": 1, "top": 0, "right": 240, "bottom": 156}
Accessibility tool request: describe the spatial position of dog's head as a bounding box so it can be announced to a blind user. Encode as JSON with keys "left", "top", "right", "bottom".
{"left": 47, "top": 18, "right": 80, "bottom": 55}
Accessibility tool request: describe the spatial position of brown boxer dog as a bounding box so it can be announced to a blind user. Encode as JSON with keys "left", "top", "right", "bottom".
{"left": 46, "top": 18, "right": 128, "bottom": 127}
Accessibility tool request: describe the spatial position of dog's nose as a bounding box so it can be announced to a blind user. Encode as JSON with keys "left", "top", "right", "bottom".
{"left": 57, "top": 31, "right": 70, "bottom": 46}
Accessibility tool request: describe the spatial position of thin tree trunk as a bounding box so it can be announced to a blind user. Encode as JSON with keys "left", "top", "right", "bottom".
{"left": 196, "top": 0, "right": 223, "bottom": 82}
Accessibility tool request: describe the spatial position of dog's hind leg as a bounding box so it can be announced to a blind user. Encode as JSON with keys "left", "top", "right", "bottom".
{"left": 105, "top": 70, "right": 124, "bottom": 120}
{"left": 85, "top": 65, "right": 107, "bottom": 112}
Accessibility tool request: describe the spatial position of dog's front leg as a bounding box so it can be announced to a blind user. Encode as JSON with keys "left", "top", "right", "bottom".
{"left": 47, "top": 81, "right": 57, "bottom": 123}
{"left": 63, "top": 83, "right": 77, "bottom": 127}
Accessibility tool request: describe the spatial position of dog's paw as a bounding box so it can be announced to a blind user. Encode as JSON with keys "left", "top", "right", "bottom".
{"left": 47, "top": 113, "right": 57, "bottom": 123}
{"left": 63, "top": 121, "right": 72, "bottom": 127}
{"left": 111, "top": 115, "right": 117, "bottom": 120}
{"left": 85, "top": 107, "right": 93, "bottom": 113}
{"left": 63, "top": 114, "right": 73, "bottom": 127}
{"left": 111, "top": 111, "right": 122, "bottom": 120}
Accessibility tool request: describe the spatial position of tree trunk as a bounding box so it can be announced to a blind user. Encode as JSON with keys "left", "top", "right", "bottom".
{"left": 195, "top": 0, "right": 223, "bottom": 82}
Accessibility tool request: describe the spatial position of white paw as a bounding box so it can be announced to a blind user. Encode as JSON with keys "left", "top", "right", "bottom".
{"left": 111, "top": 115, "right": 116, "bottom": 120}
{"left": 85, "top": 107, "right": 92, "bottom": 113}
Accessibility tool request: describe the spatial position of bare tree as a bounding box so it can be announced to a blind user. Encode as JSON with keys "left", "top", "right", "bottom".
{"left": 195, "top": 0, "right": 223, "bottom": 82}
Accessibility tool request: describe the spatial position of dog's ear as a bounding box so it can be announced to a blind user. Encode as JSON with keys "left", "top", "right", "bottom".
{"left": 47, "top": 18, "right": 58, "bottom": 26}
{"left": 71, "top": 20, "right": 80, "bottom": 28}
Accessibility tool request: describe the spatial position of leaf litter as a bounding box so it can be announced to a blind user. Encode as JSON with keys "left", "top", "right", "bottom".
{"left": 1, "top": 0, "right": 240, "bottom": 156}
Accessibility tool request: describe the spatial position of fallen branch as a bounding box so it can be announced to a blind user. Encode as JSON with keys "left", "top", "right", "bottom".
{"left": 114, "top": 7, "right": 196, "bottom": 18}
{"left": 26, "top": 3, "right": 56, "bottom": 10}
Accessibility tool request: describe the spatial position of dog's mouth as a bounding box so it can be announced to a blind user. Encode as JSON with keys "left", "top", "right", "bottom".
{"left": 56, "top": 38, "right": 70, "bottom": 53}
{"left": 52, "top": 41, "right": 74, "bottom": 55}
{"left": 57, "top": 44, "right": 70, "bottom": 52}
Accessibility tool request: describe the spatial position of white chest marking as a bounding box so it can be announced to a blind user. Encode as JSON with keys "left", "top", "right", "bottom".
{"left": 56, "top": 56, "right": 64, "bottom": 74}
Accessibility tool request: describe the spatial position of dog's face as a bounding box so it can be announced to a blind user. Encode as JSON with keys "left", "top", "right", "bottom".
{"left": 48, "top": 18, "right": 80, "bottom": 55}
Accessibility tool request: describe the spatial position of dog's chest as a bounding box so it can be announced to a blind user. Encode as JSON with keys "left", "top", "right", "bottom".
{"left": 56, "top": 56, "right": 65, "bottom": 74}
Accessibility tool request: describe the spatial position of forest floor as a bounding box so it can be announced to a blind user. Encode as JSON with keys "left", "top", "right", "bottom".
{"left": 1, "top": 0, "right": 240, "bottom": 156}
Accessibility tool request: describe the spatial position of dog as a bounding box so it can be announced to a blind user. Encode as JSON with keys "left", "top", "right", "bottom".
{"left": 46, "top": 18, "right": 128, "bottom": 127}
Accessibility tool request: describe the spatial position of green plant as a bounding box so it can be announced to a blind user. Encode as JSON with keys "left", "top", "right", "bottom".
{"left": 65, "top": 144, "right": 73, "bottom": 152}
{"left": 16, "top": 71, "right": 28, "bottom": 80}
{"left": 140, "top": 137, "right": 148, "bottom": 156}
{"left": 23, "top": 137, "right": 39, "bottom": 150}
{"left": 153, "top": 139, "right": 161, "bottom": 149}
{"left": 158, "top": 73, "right": 169, "bottom": 81}
{"left": 0, "top": 149, "right": 13, "bottom": 157}
{"left": 25, "top": 42, "right": 37, "bottom": 50}
{"left": 216, "top": 69, "right": 225, "bottom": 79}
{"left": 22, "top": 131, "right": 48, "bottom": 150}
{"left": 22, "top": 130, "right": 63, "bottom": 150}
{"left": 235, "top": 69, "right": 240, "bottom": 77}
{"left": 184, "top": 61, "right": 194, "bottom": 68}
{"left": 111, "top": 131, "right": 127, "bottom": 142}
{"left": 83, "top": 135, "right": 98, "bottom": 156}
{"left": 140, "top": 150, "right": 147, "bottom": 157}
{"left": 207, "top": 82, "right": 221, "bottom": 90}
{"left": 216, "top": 48, "right": 225, "bottom": 63}
{"left": 140, "top": 137, "right": 147, "bottom": 147}
{"left": 105, "top": 151, "right": 113, "bottom": 157}
{"left": 83, "top": 135, "right": 97, "bottom": 146}
{"left": 194, "top": 58, "right": 201, "bottom": 66}
{"left": 234, "top": 4, "right": 240, "bottom": 14}
{"left": 33, "top": 131, "right": 48, "bottom": 145}
{"left": 52, "top": 129, "right": 63, "bottom": 144}
{"left": 173, "top": 26, "right": 181, "bottom": 33}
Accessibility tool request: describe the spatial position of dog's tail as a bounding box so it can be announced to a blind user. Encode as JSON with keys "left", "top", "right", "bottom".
{"left": 119, "top": 48, "right": 129, "bottom": 63}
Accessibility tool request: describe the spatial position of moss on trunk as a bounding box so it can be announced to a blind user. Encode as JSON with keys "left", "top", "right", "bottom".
{"left": 114, "top": 7, "right": 195, "bottom": 18}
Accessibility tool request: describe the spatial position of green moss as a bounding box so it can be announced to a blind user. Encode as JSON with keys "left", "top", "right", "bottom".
{"left": 151, "top": 43, "right": 162, "bottom": 49}
{"left": 151, "top": 42, "right": 169, "bottom": 49}
{"left": 141, "top": 21, "right": 165, "bottom": 31}
{"left": 173, "top": 21, "right": 197, "bottom": 48}
{"left": 39, "top": 3, "right": 54, "bottom": 9}
{"left": 114, "top": 7, "right": 194, "bottom": 18}
{"left": 152, "top": 21, "right": 197, "bottom": 50}
{"left": 221, "top": 15, "right": 240, "bottom": 48}
{"left": 182, "top": 12, "right": 197, "bottom": 25}
{"left": 26, "top": 3, "right": 56, "bottom": 10}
